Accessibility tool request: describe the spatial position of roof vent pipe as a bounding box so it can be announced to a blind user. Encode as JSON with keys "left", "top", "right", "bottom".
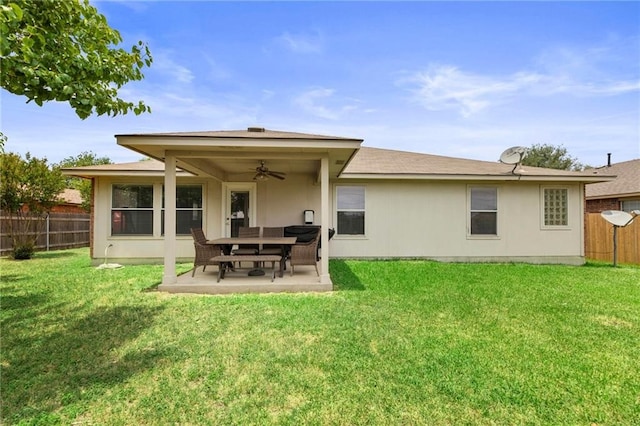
{"left": 248, "top": 127, "right": 266, "bottom": 132}
{"left": 607, "top": 153, "right": 611, "bottom": 167}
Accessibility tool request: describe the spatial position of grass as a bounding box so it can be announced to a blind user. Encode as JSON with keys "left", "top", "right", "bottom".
{"left": 1, "top": 249, "right": 639, "bottom": 425}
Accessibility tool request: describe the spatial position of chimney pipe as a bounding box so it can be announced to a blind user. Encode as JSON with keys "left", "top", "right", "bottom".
{"left": 607, "top": 153, "right": 611, "bottom": 167}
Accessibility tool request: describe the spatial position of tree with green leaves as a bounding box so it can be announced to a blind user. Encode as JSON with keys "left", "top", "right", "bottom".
{"left": 0, "top": 152, "right": 66, "bottom": 259}
{"left": 57, "top": 151, "right": 111, "bottom": 212}
{"left": 521, "top": 143, "right": 587, "bottom": 171}
{"left": 0, "top": 0, "right": 152, "bottom": 119}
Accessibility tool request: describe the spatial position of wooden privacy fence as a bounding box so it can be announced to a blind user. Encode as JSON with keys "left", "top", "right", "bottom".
{"left": 0, "top": 211, "right": 90, "bottom": 256}
{"left": 585, "top": 212, "right": 639, "bottom": 265}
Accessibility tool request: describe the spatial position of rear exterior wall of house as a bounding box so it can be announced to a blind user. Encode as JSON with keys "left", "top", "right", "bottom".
{"left": 90, "top": 175, "right": 587, "bottom": 265}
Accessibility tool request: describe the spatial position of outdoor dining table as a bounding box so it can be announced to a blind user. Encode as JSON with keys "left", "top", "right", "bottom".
{"left": 206, "top": 237, "right": 297, "bottom": 277}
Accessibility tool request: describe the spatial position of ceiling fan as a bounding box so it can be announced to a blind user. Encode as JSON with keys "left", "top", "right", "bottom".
{"left": 251, "top": 161, "right": 286, "bottom": 181}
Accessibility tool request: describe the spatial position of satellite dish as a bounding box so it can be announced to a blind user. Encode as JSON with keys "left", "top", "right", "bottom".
{"left": 600, "top": 210, "right": 638, "bottom": 267}
{"left": 499, "top": 146, "right": 528, "bottom": 165}
{"left": 600, "top": 210, "right": 635, "bottom": 227}
{"left": 499, "top": 146, "right": 528, "bottom": 174}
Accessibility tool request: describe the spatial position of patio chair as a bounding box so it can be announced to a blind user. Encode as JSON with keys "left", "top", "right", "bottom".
{"left": 190, "top": 228, "right": 221, "bottom": 277}
{"left": 258, "top": 226, "right": 285, "bottom": 269}
{"left": 289, "top": 231, "right": 320, "bottom": 276}
{"left": 259, "top": 226, "right": 285, "bottom": 256}
{"left": 232, "top": 226, "right": 260, "bottom": 267}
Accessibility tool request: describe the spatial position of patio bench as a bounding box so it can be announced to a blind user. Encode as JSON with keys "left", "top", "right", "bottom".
{"left": 210, "top": 255, "right": 282, "bottom": 283}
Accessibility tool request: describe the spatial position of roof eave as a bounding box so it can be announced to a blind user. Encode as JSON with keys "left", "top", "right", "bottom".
{"left": 339, "top": 173, "right": 616, "bottom": 182}
{"left": 61, "top": 169, "right": 194, "bottom": 178}
{"left": 586, "top": 191, "right": 640, "bottom": 200}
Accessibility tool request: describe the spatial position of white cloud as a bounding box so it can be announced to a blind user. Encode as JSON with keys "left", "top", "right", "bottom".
{"left": 276, "top": 31, "right": 323, "bottom": 54}
{"left": 402, "top": 38, "right": 640, "bottom": 117}
{"left": 293, "top": 88, "right": 367, "bottom": 120}
{"left": 261, "top": 90, "right": 275, "bottom": 101}
{"left": 294, "top": 88, "right": 338, "bottom": 119}
{"left": 401, "top": 65, "right": 543, "bottom": 117}
{"left": 151, "top": 50, "right": 195, "bottom": 84}
{"left": 202, "top": 55, "right": 232, "bottom": 82}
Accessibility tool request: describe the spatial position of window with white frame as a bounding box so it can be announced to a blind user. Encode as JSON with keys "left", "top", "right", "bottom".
{"left": 336, "top": 186, "right": 365, "bottom": 235}
{"left": 162, "top": 185, "right": 203, "bottom": 235}
{"left": 469, "top": 187, "right": 498, "bottom": 235}
{"left": 622, "top": 200, "right": 640, "bottom": 213}
{"left": 542, "top": 187, "right": 568, "bottom": 227}
{"left": 111, "top": 185, "right": 154, "bottom": 235}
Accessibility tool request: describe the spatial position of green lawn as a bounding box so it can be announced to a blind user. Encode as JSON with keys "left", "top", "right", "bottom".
{"left": 1, "top": 249, "right": 639, "bottom": 425}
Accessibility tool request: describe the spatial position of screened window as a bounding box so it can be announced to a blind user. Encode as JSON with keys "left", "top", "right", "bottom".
{"left": 111, "top": 185, "right": 153, "bottom": 235}
{"left": 336, "top": 186, "right": 365, "bottom": 235}
{"left": 543, "top": 188, "right": 568, "bottom": 226}
{"left": 470, "top": 187, "right": 497, "bottom": 235}
{"left": 162, "top": 185, "right": 203, "bottom": 235}
{"left": 622, "top": 200, "right": 640, "bottom": 213}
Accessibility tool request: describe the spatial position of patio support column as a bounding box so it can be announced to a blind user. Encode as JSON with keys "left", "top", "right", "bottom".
{"left": 320, "top": 155, "right": 331, "bottom": 285}
{"left": 163, "top": 154, "right": 177, "bottom": 284}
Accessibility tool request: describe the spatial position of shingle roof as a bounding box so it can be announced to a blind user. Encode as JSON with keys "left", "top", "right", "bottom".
{"left": 59, "top": 188, "right": 82, "bottom": 204}
{"left": 61, "top": 144, "right": 615, "bottom": 183}
{"left": 343, "top": 147, "right": 611, "bottom": 180}
{"left": 117, "top": 128, "right": 362, "bottom": 142}
{"left": 585, "top": 159, "right": 640, "bottom": 199}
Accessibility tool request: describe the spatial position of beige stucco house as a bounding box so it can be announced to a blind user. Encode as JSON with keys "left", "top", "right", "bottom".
{"left": 63, "top": 128, "right": 613, "bottom": 291}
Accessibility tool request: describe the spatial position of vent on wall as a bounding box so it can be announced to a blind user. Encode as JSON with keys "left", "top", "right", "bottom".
{"left": 248, "top": 127, "right": 265, "bottom": 132}
{"left": 335, "top": 160, "right": 345, "bottom": 165}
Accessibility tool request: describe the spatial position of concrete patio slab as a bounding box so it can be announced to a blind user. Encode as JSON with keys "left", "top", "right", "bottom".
{"left": 158, "top": 263, "right": 332, "bottom": 295}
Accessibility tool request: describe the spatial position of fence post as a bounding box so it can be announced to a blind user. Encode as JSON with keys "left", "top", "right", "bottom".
{"left": 46, "top": 213, "right": 50, "bottom": 251}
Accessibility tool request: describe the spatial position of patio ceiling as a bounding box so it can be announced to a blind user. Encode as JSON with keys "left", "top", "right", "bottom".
{"left": 116, "top": 128, "right": 363, "bottom": 181}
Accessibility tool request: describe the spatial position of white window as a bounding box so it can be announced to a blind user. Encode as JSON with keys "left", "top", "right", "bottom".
{"left": 111, "top": 183, "right": 203, "bottom": 236}
{"left": 469, "top": 187, "right": 498, "bottom": 236}
{"left": 622, "top": 200, "right": 640, "bottom": 213}
{"left": 542, "top": 187, "right": 568, "bottom": 227}
{"left": 336, "top": 186, "right": 365, "bottom": 235}
{"left": 111, "top": 185, "right": 154, "bottom": 235}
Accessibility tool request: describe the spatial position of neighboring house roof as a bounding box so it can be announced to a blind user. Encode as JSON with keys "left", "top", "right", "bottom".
{"left": 341, "top": 147, "right": 613, "bottom": 182}
{"left": 58, "top": 188, "right": 83, "bottom": 205}
{"left": 585, "top": 159, "right": 640, "bottom": 200}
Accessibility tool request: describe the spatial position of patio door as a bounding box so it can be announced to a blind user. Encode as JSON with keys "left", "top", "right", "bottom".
{"left": 223, "top": 183, "right": 257, "bottom": 237}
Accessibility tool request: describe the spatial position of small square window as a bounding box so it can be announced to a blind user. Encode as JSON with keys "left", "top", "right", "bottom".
{"left": 543, "top": 188, "right": 568, "bottom": 227}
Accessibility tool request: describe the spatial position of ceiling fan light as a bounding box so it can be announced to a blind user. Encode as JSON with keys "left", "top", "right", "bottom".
{"left": 255, "top": 173, "right": 268, "bottom": 181}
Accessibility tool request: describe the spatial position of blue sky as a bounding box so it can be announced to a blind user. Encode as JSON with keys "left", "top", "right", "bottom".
{"left": 2, "top": 1, "right": 639, "bottom": 166}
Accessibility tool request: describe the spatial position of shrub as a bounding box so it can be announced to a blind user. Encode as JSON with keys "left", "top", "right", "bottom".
{"left": 12, "top": 243, "right": 35, "bottom": 260}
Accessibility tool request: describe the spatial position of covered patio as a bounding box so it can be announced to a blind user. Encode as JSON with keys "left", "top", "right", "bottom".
{"left": 115, "top": 127, "right": 363, "bottom": 291}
